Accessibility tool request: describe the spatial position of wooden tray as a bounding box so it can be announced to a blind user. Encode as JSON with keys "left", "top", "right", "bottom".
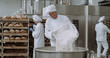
{"left": 3, "top": 40, "right": 28, "bottom": 42}
{"left": 3, "top": 46, "right": 28, "bottom": 49}
{"left": 3, "top": 53, "right": 28, "bottom": 56}
{"left": 3, "top": 27, "right": 28, "bottom": 29}
{"left": 3, "top": 33, "right": 28, "bottom": 36}
{"left": 2, "top": 19, "right": 28, "bottom": 22}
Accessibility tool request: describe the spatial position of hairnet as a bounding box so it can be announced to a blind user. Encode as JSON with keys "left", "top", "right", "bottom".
{"left": 32, "top": 15, "right": 42, "bottom": 22}
{"left": 98, "top": 16, "right": 105, "bottom": 22}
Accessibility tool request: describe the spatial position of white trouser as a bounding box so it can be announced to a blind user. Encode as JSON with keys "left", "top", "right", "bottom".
{"left": 97, "top": 41, "right": 108, "bottom": 58}
{"left": 33, "top": 49, "right": 35, "bottom": 58}
{"left": 50, "top": 39, "right": 56, "bottom": 46}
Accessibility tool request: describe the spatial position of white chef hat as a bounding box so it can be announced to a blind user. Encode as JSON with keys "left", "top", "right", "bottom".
{"left": 98, "top": 16, "right": 105, "bottom": 22}
{"left": 45, "top": 4, "right": 57, "bottom": 14}
{"left": 32, "top": 15, "right": 42, "bottom": 22}
{"left": 42, "top": 7, "right": 50, "bottom": 19}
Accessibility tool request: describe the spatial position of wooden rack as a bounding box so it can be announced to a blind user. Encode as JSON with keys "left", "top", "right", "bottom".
{"left": 107, "top": 18, "right": 110, "bottom": 54}
{"left": 3, "top": 53, "right": 28, "bottom": 56}
{"left": 0, "top": 19, "right": 29, "bottom": 58}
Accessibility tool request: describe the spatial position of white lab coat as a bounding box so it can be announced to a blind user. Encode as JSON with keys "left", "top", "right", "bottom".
{"left": 32, "top": 22, "right": 44, "bottom": 58}
{"left": 45, "top": 15, "right": 79, "bottom": 46}
{"left": 95, "top": 22, "right": 110, "bottom": 58}
{"left": 95, "top": 22, "right": 110, "bottom": 41}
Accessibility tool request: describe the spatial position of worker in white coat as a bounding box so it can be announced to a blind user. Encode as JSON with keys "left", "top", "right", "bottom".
{"left": 29, "top": 15, "right": 44, "bottom": 58}
{"left": 95, "top": 16, "right": 110, "bottom": 58}
{"left": 44, "top": 4, "right": 79, "bottom": 46}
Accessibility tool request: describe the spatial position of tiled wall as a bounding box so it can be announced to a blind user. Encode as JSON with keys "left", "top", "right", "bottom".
{"left": 0, "top": 0, "right": 22, "bottom": 16}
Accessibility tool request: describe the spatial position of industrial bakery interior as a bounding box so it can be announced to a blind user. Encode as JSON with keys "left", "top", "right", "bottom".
{"left": 0, "top": 0, "right": 110, "bottom": 58}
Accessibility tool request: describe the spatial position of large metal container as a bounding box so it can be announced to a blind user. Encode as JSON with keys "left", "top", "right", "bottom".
{"left": 35, "top": 47, "right": 88, "bottom": 58}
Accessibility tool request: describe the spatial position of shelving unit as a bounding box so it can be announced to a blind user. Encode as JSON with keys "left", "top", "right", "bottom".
{"left": 107, "top": 18, "right": 110, "bottom": 54}
{"left": 0, "top": 19, "right": 2, "bottom": 58}
{"left": 0, "top": 19, "right": 29, "bottom": 58}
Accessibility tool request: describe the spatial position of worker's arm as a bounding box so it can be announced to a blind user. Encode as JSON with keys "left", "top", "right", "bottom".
{"left": 45, "top": 19, "right": 52, "bottom": 39}
{"left": 32, "top": 27, "right": 41, "bottom": 39}
{"left": 104, "top": 25, "right": 110, "bottom": 33}
{"left": 64, "top": 16, "right": 79, "bottom": 38}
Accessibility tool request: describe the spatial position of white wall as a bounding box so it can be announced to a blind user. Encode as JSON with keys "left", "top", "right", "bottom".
{"left": 0, "top": 0, "right": 22, "bottom": 16}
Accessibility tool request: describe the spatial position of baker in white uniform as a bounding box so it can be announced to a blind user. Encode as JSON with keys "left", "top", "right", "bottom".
{"left": 44, "top": 4, "right": 79, "bottom": 46}
{"left": 29, "top": 15, "right": 44, "bottom": 58}
{"left": 95, "top": 16, "right": 110, "bottom": 58}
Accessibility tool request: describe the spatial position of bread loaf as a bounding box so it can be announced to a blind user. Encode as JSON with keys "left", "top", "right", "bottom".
{"left": 21, "top": 37, "right": 27, "bottom": 40}
{"left": 4, "top": 23, "right": 9, "bottom": 27}
{"left": 11, "top": 16, "right": 17, "bottom": 19}
{"left": 10, "top": 37, "right": 15, "bottom": 40}
{"left": 16, "top": 14, "right": 22, "bottom": 19}
{"left": 21, "top": 16, "right": 27, "bottom": 19}
{"left": 15, "top": 37, "right": 21, "bottom": 40}
{"left": 15, "top": 30, "right": 20, "bottom": 33}
{"left": 19, "top": 23, "right": 23, "bottom": 27}
{"left": 4, "top": 37, "right": 9, "bottom": 40}
{"left": 14, "top": 24, "right": 20, "bottom": 27}
{"left": 20, "top": 29, "right": 26, "bottom": 33}
{"left": 10, "top": 29, "right": 15, "bottom": 33}
{"left": 4, "top": 30, "right": 9, "bottom": 33}
{"left": 4, "top": 16, "right": 11, "bottom": 19}
{"left": 0, "top": 17, "right": 2, "bottom": 19}
{"left": 8, "top": 23, "right": 15, "bottom": 27}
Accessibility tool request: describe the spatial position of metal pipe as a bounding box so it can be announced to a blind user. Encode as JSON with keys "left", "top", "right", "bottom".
{"left": 85, "top": 6, "right": 89, "bottom": 50}
{"left": 67, "top": 0, "right": 71, "bottom": 5}
{"left": 23, "top": 0, "right": 27, "bottom": 14}
{"left": 60, "top": 0, "right": 63, "bottom": 5}
{"left": 44, "top": 0, "right": 46, "bottom": 7}
{"left": 54, "top": 0, "right": 56, "bottom": 4}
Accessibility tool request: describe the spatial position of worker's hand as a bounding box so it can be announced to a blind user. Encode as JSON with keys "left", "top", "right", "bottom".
{"left": 29, "top": 28, "right": 34, "bottom": 32}
{"left": 32, "top": 24, "right": 34, "bottom": 27}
